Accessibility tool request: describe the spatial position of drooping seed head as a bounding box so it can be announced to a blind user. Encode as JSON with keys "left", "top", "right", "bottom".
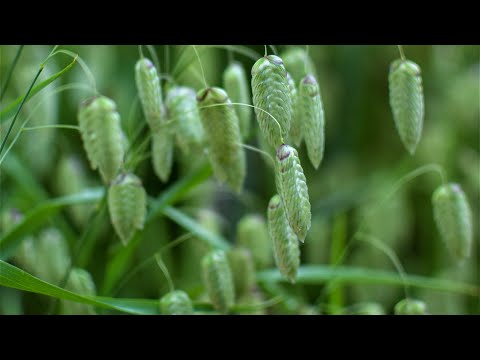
{"left": 299, "top": 74, "right": 325, "bottom": 169}
{"left": 236, "top": 214, "right": 273, "bottom": 269}
{"left": 196, "top": 87, "right": 246, "bottom": 193}
{"left": 107, "top": 172, "right": 147, "bottom": 245}
{"left": 394, "top": 298, "right": 427, "bottom": 315}
{"left": 389, "top": 59, "right": 424, "bottom": 155}
{"left": 78, "top": 95, "right": 125, "bottom": 184}
{"left": 159, "top": 290, "right": 194, "bottom": 315}
{"left": 201, "top": 249, "right": 235, "bottom": 314}
{"left": 432, "top": 183, "right": 473, "bottom": 262}
{"left": 346, "top": 302, "right": 386, "bottom": 315}
{"left": 135, "top": 57, "right": 164, "bottom": 131}
{"left": 165, "top": 86, "right": 205, "bottom": 155}
{"left": 61, "top": 268, "right": 96, "bottom": 315}
{"left": 275, "top": 144, "right": 311, "bottom": 242}
{"left": 287, "top": 72, "right": 302, "bottom": 147}
{"left": 227, "top": 247, "right": 256, "bottom": 298}
{"left": 251, "top": 55, "right": 292, "bottom": 147}
{"left": 151, "top": 119, "right": 174, "bottom": 183}
{"left": 267, "top": 194, "right": 300, "bottom": 283}
{"left": 223, "top": 62, "right": 252, "bottom": 140}
{"left": 280, "top": 47, "right": 317, "bottom": 86}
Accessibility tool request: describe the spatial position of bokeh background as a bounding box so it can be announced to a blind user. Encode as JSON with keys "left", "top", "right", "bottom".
{"left": 0, "top": 45, "right": 478, "bottom": 314}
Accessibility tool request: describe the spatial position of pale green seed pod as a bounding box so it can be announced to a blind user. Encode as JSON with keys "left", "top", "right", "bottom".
{"left": 227, "top": 247, "right": 256, "bottom": 299}
{"left": 388, "top": 59, "right": 424, "bottom": 155}
{"left": 201, "top": 249, "right": 235, "bottom": 314}
{"left": 60, "top": 268, "right": 96, "bottom": 315}
{"left": 268, "top": 195, "right": 300, "bottom": 283}
{"left": 251, "top": 55, "right": 292, "bottom": 147}
{"left": 275, "top": 144, "right": 311, "bottom": 242}
{"left": 135, "top": 57, "right": 164, "bottom": 131}
{"left": 55, "top": 155, "right": 92, "bottom": 228}
{"left": 165, "top": 86, "right": 205, "bottom": 155}
{"left": 236, "top": 214, "right": 273, "bottom": 269}
{"left": 78, "top": 96, "right": 125, "bottom": 184}
{"left": 287, "top": 72, "right": 302, "bottom": 147}
{"left": 18, "top": 228, "right": 71, "bottom": 285}
{"left": 281, "top": 47, "right": 317, "bottom": 86}
{"left": 196, "top": 87, "right": 246, "bottom": 193}
{"left": 223, "top": 62, "right": 252, "bottom": 139}
{"left": 159, "top": 290, "right": 194, "bottom": 315}
{"left": 432, "top": 183, "right": 473, "bottom": 262}
{"left": 299, "top": 74, "right": 325, "bottom": 169}
{"left": 107, "top": 172, "right": 147, "bottom": 245}
{"left": 394, "top": 299, "right": 427, "bottom": 315}
{"left": 151, "top": 122, "right": 174, "bottom": 183}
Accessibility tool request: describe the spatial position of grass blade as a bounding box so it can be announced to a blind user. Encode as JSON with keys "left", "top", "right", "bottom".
{"left": 0, "top": 188, "right": 104, "bottom": 261}
{"left": 0, "top": 56, "right": 76, "bottom": 123}
{"left": 0, "top": 260, "right": 159, "bottom": 314}
{"left": 256, "top": 265, "right": 480, "bottom": 297}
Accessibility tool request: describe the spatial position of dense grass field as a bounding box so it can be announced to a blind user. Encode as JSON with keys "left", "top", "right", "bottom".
{"left": 0, "top": 45, "right": 478, "bottom": 315}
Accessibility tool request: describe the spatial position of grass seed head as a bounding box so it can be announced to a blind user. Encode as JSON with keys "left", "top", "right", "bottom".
{"left": 159, "top": 290, "right": 194, "bottom": 315}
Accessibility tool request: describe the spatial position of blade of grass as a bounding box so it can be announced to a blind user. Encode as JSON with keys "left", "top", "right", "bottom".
{"left": 0, "top": 188, "right": 104, "bottom": 261}
{"left": 0, "top": 45, "right": 24, "bottom": 101}
{"left": 0, "top": 56, "right": 77, "bottom": 123}
{"left": 256, "top": 265, "right": 480, "bottom": 297}
{"left": 0, "top": 260, "right": 159, "bottom": 314}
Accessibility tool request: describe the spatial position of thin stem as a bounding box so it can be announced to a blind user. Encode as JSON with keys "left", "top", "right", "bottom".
{"left": 165, "top": 45, "right": 170, "bottom": 75}
{"left": 304, "top": 45, "right": 310, "bottom": 74}
{"left": 355, "top": 232, "right": 411, "bottom": 299}
{"left": 0, "top": 66, "right": 43, "bottom": 156}
{"left": 155, "top": 254, "right": 174, "bottom": 292}
{"left": 264, "top": 45, "right": 268, "bottom": 56}
{"left": 191, "top": 45, "right": 208, "bottom": 89}
{"left": 146, "top": 45, "right": 160, "bottom": 72}
{"left": 0, "top": 45, "right": 24, "bottom": 102}
{"left": 227, "top": 47, "right": 234, "bottom": 65}
{"left": 397, "top": 45, "right": 406, "bottom": 61}
{"left": 138, "top": 45, "right": 144, "bottom": 59}
{"left": 269, "top": 45, "right": 278, "bottom": 55}
{"left": 22, "top": 124, "right": 80, "bottom": 132}
{"left": 52, "top": 49, "right": 96, "bottom": 95}
{"left": 236, "top": 142, "right": 275, "bottom": 166}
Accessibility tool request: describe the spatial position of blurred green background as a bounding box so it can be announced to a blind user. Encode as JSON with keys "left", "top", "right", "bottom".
{"left": 0, "top": 45, "right": 478, "bottom": 314}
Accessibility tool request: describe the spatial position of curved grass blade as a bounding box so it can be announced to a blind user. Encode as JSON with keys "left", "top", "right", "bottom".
{"left": 0, "top": 260, "right": 159, "bottom": 314}
{"left": 0, "top": 45, "right": 24, "bottom": 101}
{"left": 0, "top": 188, "right": 104, "bottom": 261}
{"left": 0, "top": 56, "right": 77, "bottom": 123}
{"left": 256, "top": 265, "right": 480, "bottom": 297}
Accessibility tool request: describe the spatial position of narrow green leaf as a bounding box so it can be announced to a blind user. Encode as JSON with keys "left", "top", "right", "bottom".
{"left": 0, "top": 57, "right": 77, "bottom": 123}
{"left": 0, "top": 188, "right": 104, "bottom": 261}
{"left": 256, "top": 265, "right": 480, "bottom": 297}
{"left": 162, "top": 206, "right": 230, "bottom": 250}
{"left": 0, "top": 260, "right": 159, "bottom": 314}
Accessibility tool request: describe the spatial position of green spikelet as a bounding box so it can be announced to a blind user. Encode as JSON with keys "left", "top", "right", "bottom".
{"left": 151, "top": 121, "right": 174, "bottom": 183}
{"left": 15, "top": 228, "right": 71, "bottom": 285}
{"left": 107, "top": 172, "right": 147, "bottom": 245}
{"left": 299, "top": 74, "right": 325, "bottom": 169}
{"left": 267, "top": 195, "right": 300, "bottom": 283}
{"left": 196, "top": 87, "right": 246, "bottom": 193}
{"left": 201, "top": 249, "right": 235, "bottom": 314}
{"left": 281, "top": 47, "right": 317, "bottom": 85}
{"left": 223, "top": 62, "right": 252, "bottom": 139}
{"left": 78, "top": 96, "right": 125, "bottom": 184}
{"left": 236, "top": 214, "right": 273, "bottom": 269}
{"left": 159, "top": 290, "right": 194, "bottom": 315}
{"left": 394, "top": 299, "right": 427, "bottom": 315}
{"left": 55, "top": 155, "right": 92, "bottom": 228}
{"left": 251, "top": 55, "right": 292, "bottom": 147}
{"left": 287, "top": 72, "right": 302, "bottom": 147}
{"left": 227, "top": 247, "right": 256, "bottom": 299}
{"left": 275, "top": 144, "right": 311, "bottom": 242}
{"left": 388, "top": 59, "right": 424, "bottom": 155}
{"left": 60, "top": 268, "right": 96, "bottom": 315}
{"left": 165, "top": 86, "right": 205, "bottom": 155}
{"left": 135, "top": 57, "right": 163, "bottom": 131}
{"left": 432, "top": 183, "right": 473, "bottom": 262}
